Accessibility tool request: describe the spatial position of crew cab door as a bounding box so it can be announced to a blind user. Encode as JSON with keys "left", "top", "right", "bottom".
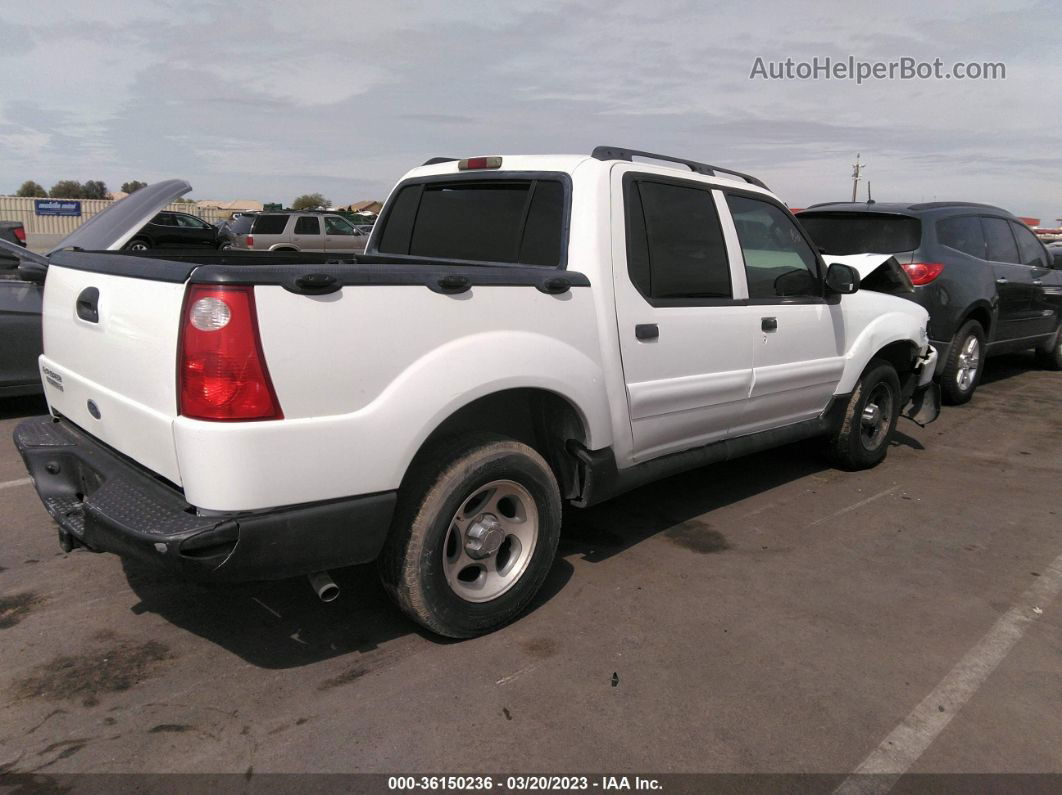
{"left": 722, "top": 192, "right": 845, "bottom": 436}
{"left": 611, "top": 169, "right": 755, "bottom": 462}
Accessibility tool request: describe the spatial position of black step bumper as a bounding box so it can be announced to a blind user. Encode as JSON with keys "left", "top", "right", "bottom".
{"left": 13, "top": 416, "right": 396, "bottom": 582}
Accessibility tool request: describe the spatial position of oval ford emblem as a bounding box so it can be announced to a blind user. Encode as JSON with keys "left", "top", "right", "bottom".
{"left": 87, "top": 400, "right": 101, "bottom": 420}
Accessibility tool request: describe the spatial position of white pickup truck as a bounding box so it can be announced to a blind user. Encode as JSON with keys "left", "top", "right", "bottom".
{"left": 7, "top": 147, "right": 939, "bottom": 637}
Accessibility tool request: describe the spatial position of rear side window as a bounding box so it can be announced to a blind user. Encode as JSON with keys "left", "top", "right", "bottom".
{"left": 728, "top": 195, "right": 820, "bottom": 299}
{"left": 252, "top": 214, "right": 290, "bottom": 235}
{"left": 625, "top": 179, "right": 731, "bottom": 300}
{"left": 1010, "top": 222, "right": 1048, "bottom": 268}
{"left": 376, "top": 178, "right": 566, "bottom": 266}
{"left": 982, "top": 217, "right": 1020, "bottom": 263}
{"left": 936, "top": 216, "right": 986, "bottom": 258}
{"left": 294, "top": 216, "right": 320, "bottom": 235}
{"left": 797, "top": 212, "right": 922, "bottom": 255}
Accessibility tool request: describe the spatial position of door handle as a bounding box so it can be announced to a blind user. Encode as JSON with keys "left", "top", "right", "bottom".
{"left": 761, "top": 316, "right": 778, "bottom": 332}
{"left": 635, "top": 323, "right": 659, "bottom": 340}
{"left": 1034, "top": 280, "right": 1043, "bottom": 286}
{"left": 76, "top": 287, "right": 100, "bottom": 323}
{"left": 996, "top": 278, "right": 1008, "bottom": 285}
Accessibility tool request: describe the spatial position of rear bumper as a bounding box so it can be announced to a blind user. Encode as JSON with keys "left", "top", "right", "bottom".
{"left": 13, "top": 415, "right": 396, "bottom": 582}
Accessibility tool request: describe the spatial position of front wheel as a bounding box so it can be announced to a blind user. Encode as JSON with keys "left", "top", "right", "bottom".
{"left": 827, "top": 360, "right": 901, "bottom": 471}
{"left": 123, "top": 238, "right": 149, "bottom": 252}
{"left": 378, "top": 434, "right": 561, "bottom": 638}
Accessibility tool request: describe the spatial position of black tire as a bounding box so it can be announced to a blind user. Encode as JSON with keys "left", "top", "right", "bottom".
{"left": 378, "top": 433, "right": 562, "bottom": 638}
{"left": 1035, "top": 326, "right": 1062, "bottom": 371}
{"left": 827, "top": 359, "right": 901, "bottom": 471}
{"left": 123, "top": 237, "right": 150, "bottom": 252}
{"left": 940, "top": 320, "right": 985, "bottom": 405}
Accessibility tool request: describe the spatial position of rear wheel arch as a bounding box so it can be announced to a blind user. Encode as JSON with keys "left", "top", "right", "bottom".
{"left": 402, "top": 388, "right": 590, "bottom": 502}
{"left": 962, "top": 304, "right": 992, "bottom": 340}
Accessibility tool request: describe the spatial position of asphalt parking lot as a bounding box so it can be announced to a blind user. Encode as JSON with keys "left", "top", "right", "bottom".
{"left": 0, "top": 354, "right": 1060, "bottom": 781}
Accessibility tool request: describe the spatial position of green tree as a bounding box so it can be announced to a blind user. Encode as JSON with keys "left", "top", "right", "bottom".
{"left": 81, "top": 180, "right": 108, "bottom": 200}
{"left": 15, "top": 180, "right": 46, "bottom": 197}
{"left": 49, "top": 180, "right": 84, "bottom": 199}
{"left": 292, "top": 193, "right": 330, "bottom": 210}
{"left": 121, "top": 180, "right": 148, "bottom": 193}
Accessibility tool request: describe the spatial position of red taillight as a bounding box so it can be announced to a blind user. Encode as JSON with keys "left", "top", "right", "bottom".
{"left": 902, "top": 262, "right": 945, "bottom": 286}
{"left": 245, "top": 234, "right": 254, "bottom": 249}
{"left": 13, "top": 226, "right": 26, "bottom": 244}
{"left": 177, "top": 285, "right": 283, "bottom": 421}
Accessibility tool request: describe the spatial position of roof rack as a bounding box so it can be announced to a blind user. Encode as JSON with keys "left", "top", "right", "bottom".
{"left": 591, "top": 146, "right": 769, "bottom": 190}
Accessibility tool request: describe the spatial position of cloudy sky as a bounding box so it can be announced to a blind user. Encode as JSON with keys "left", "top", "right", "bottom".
{"left": 1, "top": 0, "right": 1058, "bottom": 221}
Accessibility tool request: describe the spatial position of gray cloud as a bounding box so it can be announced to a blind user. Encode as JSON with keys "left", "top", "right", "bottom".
{"left": 0, "top": 0, "right": 1057, "bottom": 221}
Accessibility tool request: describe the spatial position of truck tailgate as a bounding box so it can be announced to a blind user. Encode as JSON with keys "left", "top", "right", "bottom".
{"left": 40, "top": 265, "right": 187, "bottom": 484}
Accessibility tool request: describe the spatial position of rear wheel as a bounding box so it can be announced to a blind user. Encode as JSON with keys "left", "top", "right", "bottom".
{"left": 378, "top": 434, "right": 561, "bottom": 638}
{"left": 828, "top": 360, "right": 901, "bottom": 471}
{"left": 940, "top": 320, "right": 985, "bottom": 405}
{"left": 123, "top": 238, "right": 149, "bottom": 252}
{"left": 1035, "top": 326, "right": 1062, "bottom": 371}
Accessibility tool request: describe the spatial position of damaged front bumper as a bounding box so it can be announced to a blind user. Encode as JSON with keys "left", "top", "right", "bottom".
{"left": 902, "top": 346, "right": 941, "bottom": 427}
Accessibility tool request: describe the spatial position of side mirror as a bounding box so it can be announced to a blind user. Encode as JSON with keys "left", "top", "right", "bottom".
{"left": 825, "top": 262, "right": 860, "bottom": 294}
{"left": 18, "top": 261, "right": 47, "bottom": 284}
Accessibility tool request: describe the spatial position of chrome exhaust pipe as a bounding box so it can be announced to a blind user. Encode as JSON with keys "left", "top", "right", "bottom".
{"left": 308, "top": 571, "right": 340, "bottom": 603}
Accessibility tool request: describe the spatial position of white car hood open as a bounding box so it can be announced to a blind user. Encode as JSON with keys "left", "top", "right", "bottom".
{"left": 47, "top": 179, "right": 192, "bottom": 255}
{"left": 825, "top": 253, "right": 915, "bottom": 293}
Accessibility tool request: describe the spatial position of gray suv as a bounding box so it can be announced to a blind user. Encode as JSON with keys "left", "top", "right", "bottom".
{"left": 237, "top": 211, "right": 368, "bottom": 254}
{"left": 798, "top": 202, "right": 1062, "bottom": 404}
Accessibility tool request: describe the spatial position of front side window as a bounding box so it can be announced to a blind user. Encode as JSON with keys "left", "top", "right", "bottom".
{"left": 937, "top": 216, "right": 986, "bottom": 259}
{"left": 152, "top": 213, "right": 176, "bottom": 227}
{"left": 625, "top": 178, "right": 731, "bottom": 300}
{"left": 1010, "top": 222, "right": 1048, "bottom": 268}
{"left": 982, "top": 217, "right": 1020, "bottom": 264}
{"left": 727, "top": 195, "right": 820, "bottom": 299}
{"left": 325, "top": 216, "right": 356, "bottom": 235}
{"left": 376, "top": 178, "right": 566, "bottom": 267}
{"left": 176, "top": 214, "right": 209, "bottom": 229}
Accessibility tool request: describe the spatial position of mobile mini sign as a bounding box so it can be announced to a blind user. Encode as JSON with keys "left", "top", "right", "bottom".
{"left": 34, "top": 199, "right": 82, "bottom": 217}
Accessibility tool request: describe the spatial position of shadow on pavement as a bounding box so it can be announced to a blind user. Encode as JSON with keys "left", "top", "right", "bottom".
{"left": 120, "top": 553, "right": 574, "bottom": 670}
{"left": 118, "top": 423, "right": 932, "bottom": 668}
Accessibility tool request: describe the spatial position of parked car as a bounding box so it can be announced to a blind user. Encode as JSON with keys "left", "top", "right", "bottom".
{"left": 12, "top": 149, "right": 939, "bottom": 638}
{"left": 0, "top": 257, "right": 43, "bottom": 396}
{"left": 216, "top": 212, "right": 258, "bottom": 250}
{"left": 797, "top": 202, "right": 1062, "bottom": 403}
{"left": 0, "top": 220, "right": 27, "bottom": 251}
{"left": 123, "top": 210, "right": 221, "bottom": 251}
{"left": 232, "top": 211, "right": 368, "bottom": 254}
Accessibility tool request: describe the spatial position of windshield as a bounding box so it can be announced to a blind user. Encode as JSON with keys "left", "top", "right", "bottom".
{"left": 798, "top": 212, "right": 922, "bottom": 255}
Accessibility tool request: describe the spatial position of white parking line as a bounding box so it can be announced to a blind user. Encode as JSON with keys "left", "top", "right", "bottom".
{"left": 0, "top": 477, "right": 32, "bottom": 491}
{"left": 805, "top": 486, "right": 899, "bottom": 529}
{"left": 834, "top": 551, "right": 1062, "bottom": 795}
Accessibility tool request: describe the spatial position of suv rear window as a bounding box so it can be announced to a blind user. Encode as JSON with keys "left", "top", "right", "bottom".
{"left": 376, "top": 178, "right": 566, "bottom": 266}
{"left": 797, "top": 212, "right": 922, "bottom": 255}
{"left": 230, "top": 215, "right": 256, "bottom": 235}
{"left": 251, "top": 214, "right": 290, "bottom": 235}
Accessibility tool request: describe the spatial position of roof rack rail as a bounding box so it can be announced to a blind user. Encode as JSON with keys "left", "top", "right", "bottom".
{"left": 591, "top": 146, "right": 769, "bottom": 190}
{"left": 422, "top": 157, "right": 458, "bottom": 166}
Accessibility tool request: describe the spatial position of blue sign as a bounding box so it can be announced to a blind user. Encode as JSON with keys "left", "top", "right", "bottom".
{"left": 35, "top": 199, "right": 82, "bottom": 217}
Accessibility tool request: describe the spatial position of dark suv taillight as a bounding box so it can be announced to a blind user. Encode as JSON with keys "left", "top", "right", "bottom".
{"left": 177, "top": 285, "right": 283, "bottom": 421}
{"left": 902, "top": 262, "right": 945, "bottom": 285}
{"left": 13, "top": 226, "right": 26, "bottom": 245}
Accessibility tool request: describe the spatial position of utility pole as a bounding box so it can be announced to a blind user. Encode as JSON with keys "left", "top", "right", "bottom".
{"left": 851, "top": 153, "right": 864, "bottom": 202}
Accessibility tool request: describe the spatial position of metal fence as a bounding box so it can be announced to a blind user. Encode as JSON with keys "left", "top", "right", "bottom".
{"left": 0, "top": 196, "right": 234, "bottom": 235}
